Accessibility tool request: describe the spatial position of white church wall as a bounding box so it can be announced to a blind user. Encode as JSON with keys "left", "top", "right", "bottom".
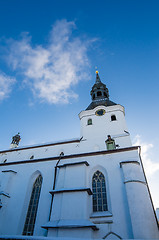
{"left": 86, "top": 152, "right": 136, "bottom": 239}
{"left": 121, "top": 161, "right": 159, "bottom": 239}
{"left": 0, "top": 130, "right": 158, "bottom": 239}
{"left": 0, "top": 160, "right": 57, "bottom": 236}
{"left": 0, "top": 140, "right": 82, "bottom": 164}
{"left": 47, "top": 228, "right": 92, "bottom": 239}
{"left": 46, "top": 148, "right": 141, "bottom": 239}
{"left": 79, "top": 105, "right": 132, "bottom": 151}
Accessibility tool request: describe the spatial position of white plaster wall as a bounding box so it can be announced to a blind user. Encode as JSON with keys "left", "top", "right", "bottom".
{"left": 79, "top": 105, "right": 132, "bottom": 150}
{"left": 0, "top": 144, "right": 158, "bottom": 239}
{"left": 0, "top": 160, "right": 57, "bottom": 236}
{"left": 87, "top": 152, "right": 136, "bottom": 239}
{"left": 0, "top": 141, "right": 80, "bottom": 164}
{"left": 121, "top": 162, "right": 159, "bottom": 239}
{"left": 47, "top": 149, "right": 141, "bottom": 239}
{"left": 48, "top": 228, "right": 92, "bottom": 239}
{"left": 50, "top": 163, "right": 89, "bottom": 221}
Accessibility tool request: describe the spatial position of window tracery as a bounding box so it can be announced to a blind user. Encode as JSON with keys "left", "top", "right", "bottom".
{"left": 23, "top": 174, "right": 42, "bottom": 236}
{"left": 92, "top": 171, "right": 107, "bottom": 212}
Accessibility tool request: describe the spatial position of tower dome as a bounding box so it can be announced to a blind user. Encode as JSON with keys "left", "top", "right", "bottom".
{"left": 86, "top": 71, "right": 117, "bottom": 110}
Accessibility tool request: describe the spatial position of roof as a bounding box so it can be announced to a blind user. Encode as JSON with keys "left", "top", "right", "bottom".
{"left": 86, "top": 99, "right": 117, "bottom": 110}
{"left": 0, "top": 138, "right": 81, "bottom": 154}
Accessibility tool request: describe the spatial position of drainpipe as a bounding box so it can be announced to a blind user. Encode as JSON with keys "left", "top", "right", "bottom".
{"left": 49, "top": 152, "right": 64, "bottom": 221}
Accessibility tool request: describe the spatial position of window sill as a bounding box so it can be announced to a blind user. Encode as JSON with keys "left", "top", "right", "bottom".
{"left": 90, "top": 211, "right": 112, "bottom": 218}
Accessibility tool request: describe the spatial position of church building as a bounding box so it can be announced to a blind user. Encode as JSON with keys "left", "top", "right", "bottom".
{"left": 0, "top": 71, "right": 159, "bottom": 239}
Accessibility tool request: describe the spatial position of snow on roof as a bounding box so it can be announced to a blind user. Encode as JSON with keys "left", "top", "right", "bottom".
{"left": 0, "top": 137, "right": 81, "bottom": 154}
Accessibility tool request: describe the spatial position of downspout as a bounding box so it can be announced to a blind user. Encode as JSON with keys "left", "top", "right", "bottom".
{"left": 48, "top": 151, "right": 64, "bottom": 221}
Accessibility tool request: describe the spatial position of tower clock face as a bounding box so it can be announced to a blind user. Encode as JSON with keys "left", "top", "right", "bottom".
{"left": 95, "top": 109, "right": 105, "bottom": 116}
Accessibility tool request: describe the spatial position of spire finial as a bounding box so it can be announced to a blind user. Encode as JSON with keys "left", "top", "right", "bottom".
{"left": 95, "top": 69, "right": 101, "bottom": 83}
{"left": 95, "top": 66, "right": 98, "bottom": 75}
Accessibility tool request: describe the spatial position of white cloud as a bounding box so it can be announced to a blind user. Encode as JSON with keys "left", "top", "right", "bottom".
{"left": 7, "top": 19, "right": 92, "bottom": 104}
{"left": 0, "top": 72, "right": 16, "bottom": 101}
{"left": 133, "top": 135, "right": 159, "bottom": 176}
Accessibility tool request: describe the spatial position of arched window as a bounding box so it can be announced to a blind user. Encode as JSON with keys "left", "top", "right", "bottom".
{"left": 92, "top": 171, "right": 108, "bottom": 212}
{"left": 23, "top": 174, "right": 43, "bottom": 236}
{"left": 97, "top": 91, "right": 102, "bottom": 96}
{"left": 87, "top": 118, "right": 92, "bottom": 125}
{"left": 111, "top": 115, "right": 116, "bottom": 121}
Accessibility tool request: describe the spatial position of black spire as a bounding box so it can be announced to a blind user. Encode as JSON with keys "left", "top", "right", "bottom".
{"left": 95, "top": 71, "right": 101, "bottom": 84}
{"left": 86, "top": 71, "right": 117, "bottom": 110}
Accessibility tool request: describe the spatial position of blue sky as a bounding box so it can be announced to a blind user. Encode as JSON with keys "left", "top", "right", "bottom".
{"left": 0, "top": 0, "right": 159, "bottom": 207}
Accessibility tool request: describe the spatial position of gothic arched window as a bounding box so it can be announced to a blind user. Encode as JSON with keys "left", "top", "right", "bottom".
{"left": 92, "top": 171, "right": 108, "bottom": 212}
{"left": 23, "top": 174, "right": 43, "bottom": 236}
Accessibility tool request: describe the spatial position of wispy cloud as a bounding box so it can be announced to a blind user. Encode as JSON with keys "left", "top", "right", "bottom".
{"left": 6, "top": 19, "right": 92, "bottom": 104}
{"left": 133, "top": 135, "right": 159, "bottom": 176}
{"left": 0, "top": 72, "right": 16, "bottom": 101}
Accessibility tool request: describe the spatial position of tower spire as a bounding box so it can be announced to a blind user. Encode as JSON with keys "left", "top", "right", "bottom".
{"left": 86, "top": 71, "right": 117, "bottom": 110}
{"left": 95, "top": 70, "right": 101, "bottom": 84}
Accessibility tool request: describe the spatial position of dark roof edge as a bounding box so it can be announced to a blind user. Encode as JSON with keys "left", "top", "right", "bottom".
{"left": 0, "top": 146, "right": 140, "bottom": 166}
{"left": 85, "top": 100, "right": 118, "bottom": 111}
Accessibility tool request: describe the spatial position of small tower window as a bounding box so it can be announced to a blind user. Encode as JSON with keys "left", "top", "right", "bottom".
{"left": 111, "top": 115, "right": 116, "bottom": 121}
{"left": 92, "top": 94, "right": 95, "bottom": 100}
{"left": 97, "top": 91, "right": 102, "bottom": 96}
{"left": 92, "top": 171, "right": 108, "bottom": 212}
{"left": 87, "top": 119, "right": 92, "bottom": 125}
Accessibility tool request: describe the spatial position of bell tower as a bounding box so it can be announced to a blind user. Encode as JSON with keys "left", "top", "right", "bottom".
{"left": 79, "top": 71, "right": 132, "bottom": 151}
{"left": 88, "top": 70, "right": 115, "bottom": 109}
{"left": 90, "top": 70, "right": 109, "bottom": 102}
